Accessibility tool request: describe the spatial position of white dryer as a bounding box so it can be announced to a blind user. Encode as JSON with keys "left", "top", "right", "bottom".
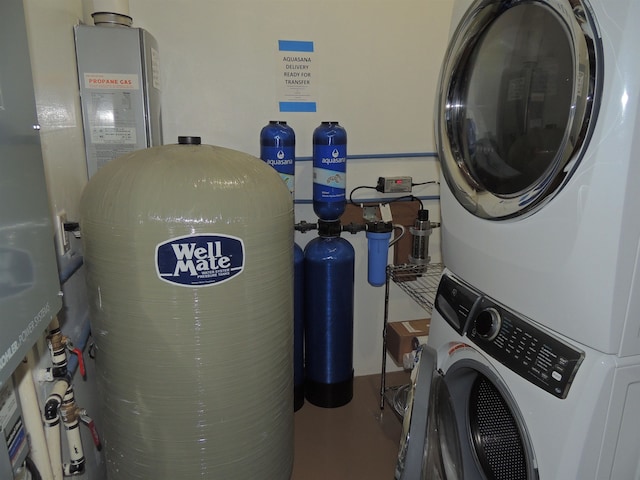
{"left": 435, "top": 0, "right": 640, "bottom": 356}
{"left": 396, "top": 269, "right": 640, "bottom": 479}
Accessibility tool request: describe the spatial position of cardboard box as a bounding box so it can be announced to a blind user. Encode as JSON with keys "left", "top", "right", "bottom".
{"left": 386, "top": 319, "right": 431, "bottom": 365}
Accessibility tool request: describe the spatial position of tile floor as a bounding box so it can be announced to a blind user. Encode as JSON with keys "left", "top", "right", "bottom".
{"left": 292, "top": 371, "right": 410, "bottom": 480}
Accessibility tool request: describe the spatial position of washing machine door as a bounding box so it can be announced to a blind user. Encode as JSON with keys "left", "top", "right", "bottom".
{"left": 395, "top": 345, "right": 464, "bottom": 480}
{"left": 436, "top": 0, "right": 601, "bottom": 219}
{"left": 443, "top": 352, "right": 539, "bottom": 479}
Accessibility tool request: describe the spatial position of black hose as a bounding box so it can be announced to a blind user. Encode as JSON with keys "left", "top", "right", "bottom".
{"left": 25, "top": 456, "right": 43, "bottom": 480}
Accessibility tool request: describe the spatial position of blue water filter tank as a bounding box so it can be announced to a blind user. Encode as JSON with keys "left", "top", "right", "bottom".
{"left": 312, "top": 122, "right": 347, "bottom": 221}
{"left": 294, "top": 242, "right": 305, "bottom": 411}
{"left": 304, "top": 220, "right": 355, "bottom": 407}
{"left": 366, "top": 221, "right": 393, "bottom": 287}
{"left": 260, "top": 121, "right": 296, "bottom": 196}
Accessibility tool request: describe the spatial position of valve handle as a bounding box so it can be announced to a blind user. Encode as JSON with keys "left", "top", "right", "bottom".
{"left": 69, "top": 346, "right": 86, "bottom": 379}
{"left": 80, "top": 413, "right": 102, "bottom": 451}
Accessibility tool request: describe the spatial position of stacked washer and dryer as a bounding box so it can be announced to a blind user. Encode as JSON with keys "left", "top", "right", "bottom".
{"left": 397, "top": 1, "right": 640, "bottom": 479}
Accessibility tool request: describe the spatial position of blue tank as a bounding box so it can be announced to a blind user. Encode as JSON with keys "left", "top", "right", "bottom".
{"left": 260, "top": 121, "right": 296, "bottom": 196}
{"left": 294, "top": 242, "right": 305, "bottom": 411}
{"left": 312, "top": 122, "right": 347, "bottom": 221}
{"left": 303, "top": 221, "right": 354, "bottom": 407}
{"left": 366, "top": 221, "right": 393, "bottom": 287}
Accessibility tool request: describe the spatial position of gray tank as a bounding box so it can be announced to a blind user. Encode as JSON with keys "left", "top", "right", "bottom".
{"left": 80, "top": 136, "right": 294, "bottom": 479}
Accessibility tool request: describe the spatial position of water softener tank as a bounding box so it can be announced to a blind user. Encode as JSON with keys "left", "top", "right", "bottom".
{"left": 80, "top": 136, "right": 294, "bottom": 479}
{"left": 294, "top": 242, "right": 305, "bottom": 411}
{"left": 304, "top": 220, "right": 355, "bottom": 407}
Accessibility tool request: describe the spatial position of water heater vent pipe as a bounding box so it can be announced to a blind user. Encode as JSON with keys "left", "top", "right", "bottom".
{"left": 89, "top": 0, "right": 131, "bottom": 26}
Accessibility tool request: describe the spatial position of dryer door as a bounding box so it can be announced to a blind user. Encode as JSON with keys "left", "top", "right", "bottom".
{"left": 436, "top": 0, "right": 601, "bottom": 219}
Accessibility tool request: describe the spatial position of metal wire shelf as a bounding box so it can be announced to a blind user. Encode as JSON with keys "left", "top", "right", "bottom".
{"left": 388, "top": 263, "right": 444, "bottom": 313}
{"left": 379, "top": 262, "right": 444, "bottom": 410}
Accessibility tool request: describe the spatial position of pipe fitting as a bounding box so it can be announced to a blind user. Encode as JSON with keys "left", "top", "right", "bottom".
{"left": 47, "top": 328, "right": 68, "bottom": 378}
{"left": 342, "top": 222, "right": 366, "bottom": 234}
{"left": 294, "top": 220, "right": 318, "bottom": 233}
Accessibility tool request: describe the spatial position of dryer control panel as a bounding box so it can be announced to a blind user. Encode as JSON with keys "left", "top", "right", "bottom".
{"left": 435, "top": 271, "right": 584, "bottom": 399}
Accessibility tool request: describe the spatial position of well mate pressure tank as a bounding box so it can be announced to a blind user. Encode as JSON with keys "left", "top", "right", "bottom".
{"left": 80, "top": 136, "right": 294, "bottom": 479}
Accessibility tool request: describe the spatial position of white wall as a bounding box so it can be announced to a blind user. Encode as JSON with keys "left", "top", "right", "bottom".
{"left": 128, "top": 0, "right": 452, "bottom": 155}
{"left": 128, "top": 0, "right": 454, "bottom": 375}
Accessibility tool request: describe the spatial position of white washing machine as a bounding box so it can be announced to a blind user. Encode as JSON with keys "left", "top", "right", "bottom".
{"left": 435, "top": 0, "right": 640, "bottom": 357}
{"left": 396, "top": 269, "right": 640, "bottom": 479}
{"left": 395, "top": 0, "right": 640, "bottom": 477}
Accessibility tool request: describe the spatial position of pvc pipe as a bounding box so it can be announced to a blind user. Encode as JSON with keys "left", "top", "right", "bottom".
{"left": 15, "top": 350, "right": 55, "bottom": 480}
{"left": 61, "top": 385, "right": 85, "bottom": 476}
{"left": 62, "top": 423, "right": 85, "bottom": 476}
{"left": 58, "top": 255, "right": 84, "bottom": 285}
{"left": 46, "top": 326, "right": 68, "bottom": 379}
{"left": 43, "top": 380, "right": 68, "bottom": 480}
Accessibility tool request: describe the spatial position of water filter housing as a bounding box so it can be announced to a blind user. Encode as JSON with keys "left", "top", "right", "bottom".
{"left": 313, "top": 122, "right": 347, "bottom": 221}
{"left": 80, "top": 137, "right": 294, "bottom": 479}
{"left": 260, "top": 120, "right": 296, "bottom": 196}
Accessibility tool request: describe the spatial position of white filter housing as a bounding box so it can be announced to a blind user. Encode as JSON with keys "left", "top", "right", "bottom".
{"left": 80, "top": 138, "right": 294, "bottom": 479}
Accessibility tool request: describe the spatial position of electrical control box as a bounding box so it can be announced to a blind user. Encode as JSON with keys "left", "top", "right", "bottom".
{"left": 0, "top": 0, "right": 62, "bottom": 389}
{"left": 0, "top": 380, "right": 28, "bottom": 479}
{"left": 75, "top": 23, "right": 163, "bottom": 178}
{"left": 377, "top": 176, "right": 413, "bottom": 193}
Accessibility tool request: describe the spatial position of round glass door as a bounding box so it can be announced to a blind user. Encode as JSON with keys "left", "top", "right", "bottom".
{"left": 436, "top": 0, "right": 601, "bottom": 219}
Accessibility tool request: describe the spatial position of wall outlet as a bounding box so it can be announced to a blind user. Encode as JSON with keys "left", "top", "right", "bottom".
{"left": 55, "top": 210, "right": 70, "bottom": 254}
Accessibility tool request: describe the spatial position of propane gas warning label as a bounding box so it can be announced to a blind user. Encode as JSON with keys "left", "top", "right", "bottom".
{"left": 84, "top": 73, "right": 140, "bottom": 90}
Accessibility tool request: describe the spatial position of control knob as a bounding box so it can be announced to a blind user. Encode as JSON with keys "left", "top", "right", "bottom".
{"left": 474, "top": 307, "right": 501, "bottom": 341}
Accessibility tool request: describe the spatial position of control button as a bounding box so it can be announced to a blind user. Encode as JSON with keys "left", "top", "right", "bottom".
{"left": 552, "top": 370, "right": 563, "bottom": 382}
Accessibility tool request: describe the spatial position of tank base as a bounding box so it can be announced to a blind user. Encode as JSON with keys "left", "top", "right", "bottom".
{"left": 305, "top": 373, "right": 354, "bottom": 408}
{"left": 294, "top": 384, "right": 305, "bottom": 412}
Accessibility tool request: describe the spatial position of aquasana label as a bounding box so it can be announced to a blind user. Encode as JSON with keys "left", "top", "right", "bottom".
{"left": 155, "top": 234, "right": 244, "bottom": 287}
{"left": 313, "top": 145, "right": 346, "bottom": 200}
